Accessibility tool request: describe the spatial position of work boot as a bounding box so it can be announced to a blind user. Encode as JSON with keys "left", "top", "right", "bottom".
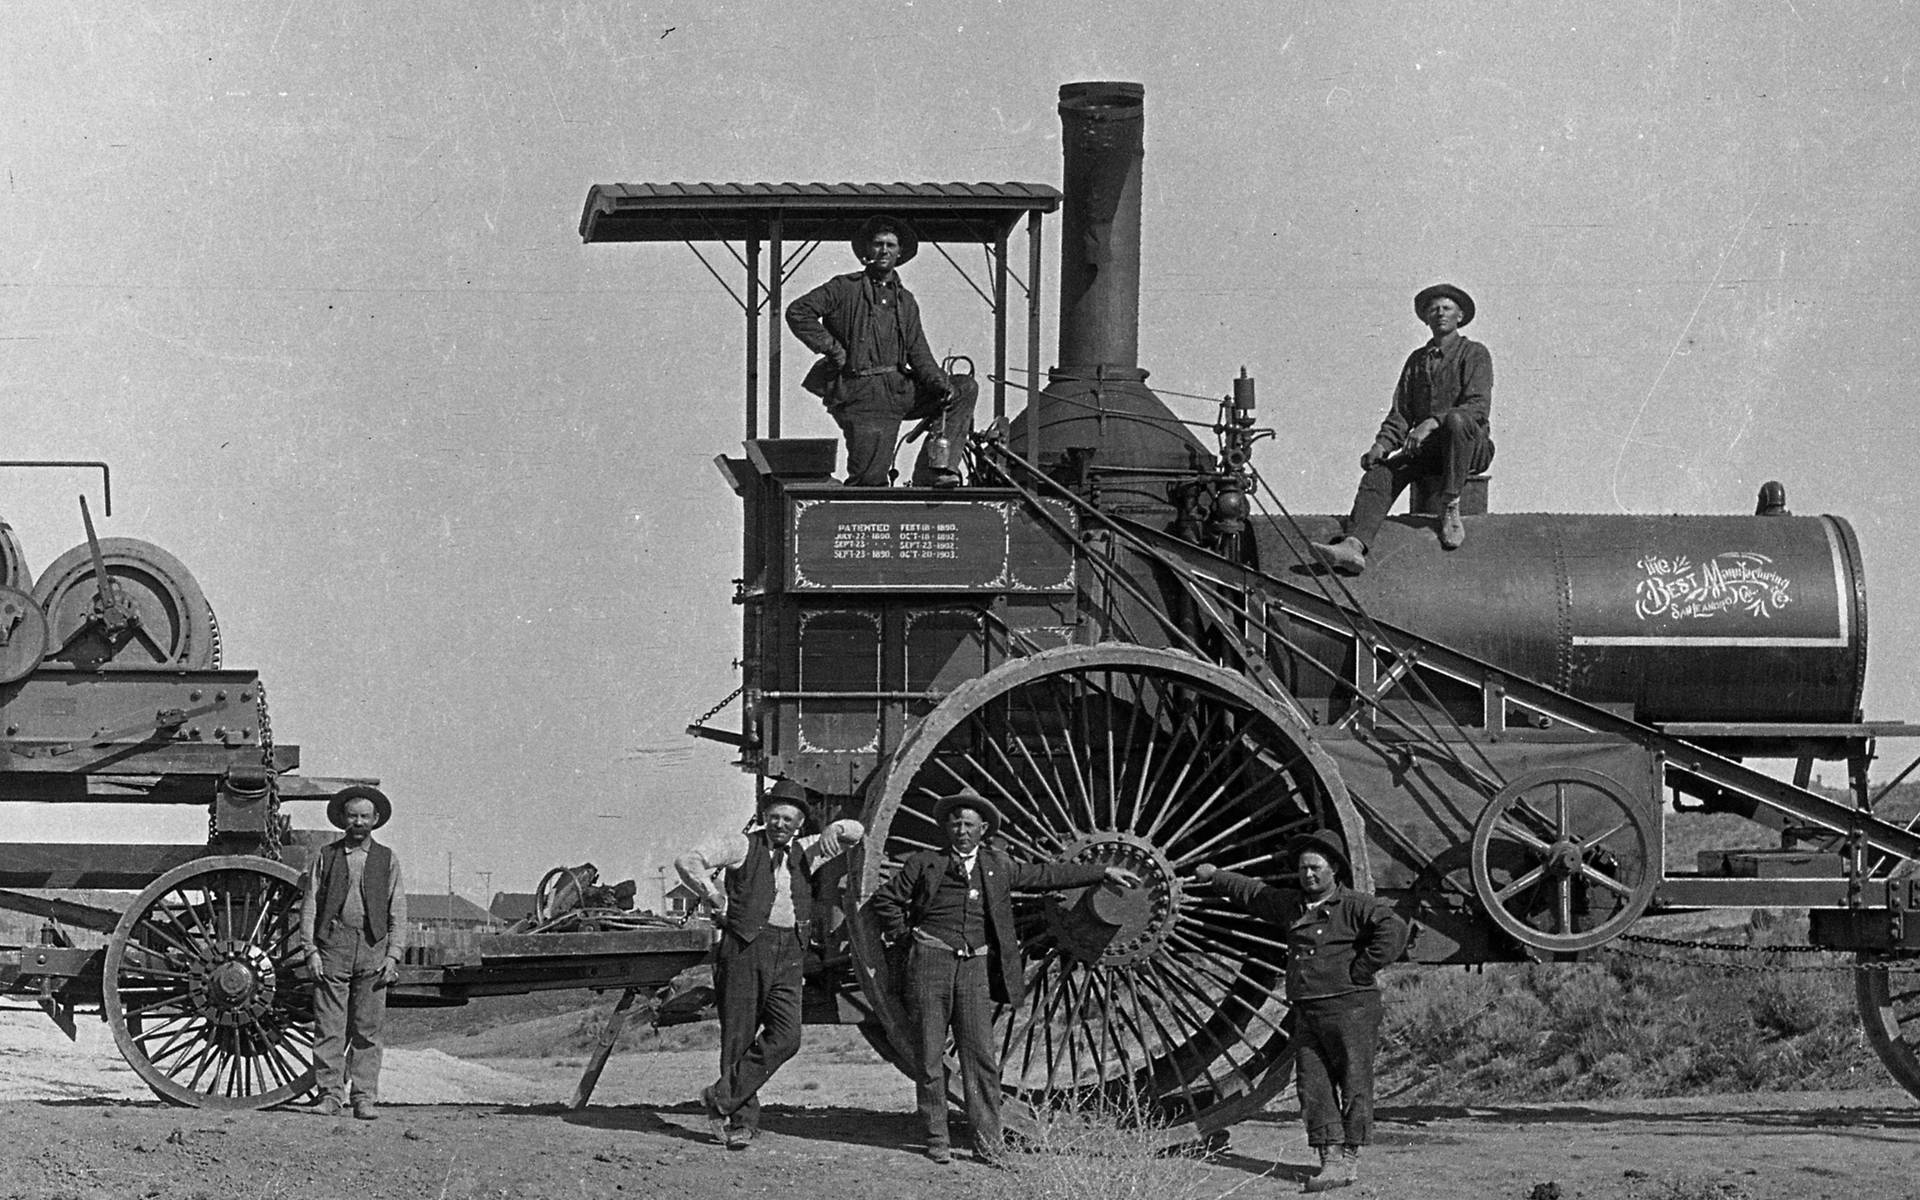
{"left": 1304, "top": 1143, "right": 1356, "bottom": 1192}
{"left": 1311, "top": 537, "right": 1368, "bottom": 576}
{"left": 700, "top": 1085, "right": 728, "bottom": 1145}
{"left": 1439, "top": 497, "right": 1466, "bottom": 550}
{"left": 351, "top": 1097, "right": 379, "bottom": 1122}
{"left": 317, "top": 1094, "right": 342, "bottom": 1118}
{"left": 1341, "top": 1145, "right": 1361, "bottom": 1184}
{"left": 926, "top": 1143, "right": 953, "bottom": 1165}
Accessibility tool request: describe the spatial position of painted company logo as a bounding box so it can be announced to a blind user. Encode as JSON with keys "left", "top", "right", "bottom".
{"left": 1634, "top": 552, "right": 1794, "bottom": 622}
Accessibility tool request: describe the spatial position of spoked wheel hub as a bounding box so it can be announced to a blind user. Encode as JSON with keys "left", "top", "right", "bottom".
{"left": 190, "top": 942, "right": 278, "bottom": 1027}
{"left": 847, "top": 644, "right": 1362, "bottom": 1145}
{"left": 1044, "top": 832, "right": 1180, "bottom": 969}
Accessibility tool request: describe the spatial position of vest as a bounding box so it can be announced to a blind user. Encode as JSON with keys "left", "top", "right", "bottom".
{"left": 723, "top": 832, "right": 813, "bottom": 943}
{"left": 315, "top": 839, "right": 394, "bottom": 946}
{"left": 918, "top": 856, "right": 988, "bottom": 952}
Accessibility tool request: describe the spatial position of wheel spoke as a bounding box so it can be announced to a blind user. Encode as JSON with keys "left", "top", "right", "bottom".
{"left": 1490, "top": 816, "right": 1553, "bottom": 854}
{"left": 1579, "top": 865, "right": 1638, "bottom": 898}
{"left": 1493, "top": 864, "right": 1550, "bottom": 903}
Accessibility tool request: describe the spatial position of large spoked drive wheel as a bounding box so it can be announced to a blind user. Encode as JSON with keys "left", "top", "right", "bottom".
{"left": 846, "top": 644, "right": 1359, "bottom": 1145}
{"left": 1857, "top": 956, "right": 1920, "bottom": 1099}
{"left": 1470, "top": 768, "right": 1658, "bottom": 954}
{"left": 104, "top": 856, "right": 316, "bottom": 1108}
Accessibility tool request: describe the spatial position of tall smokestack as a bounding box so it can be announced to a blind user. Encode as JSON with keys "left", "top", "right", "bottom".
{"left": 1057, "top": 81, "right": 1145, "bottom": 372}
{"left": 1009, "top": 82, "right": 1214, "bottom": 512}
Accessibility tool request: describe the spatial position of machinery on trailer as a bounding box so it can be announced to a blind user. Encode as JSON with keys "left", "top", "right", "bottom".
{"left": 581, "top": 81, "right": 1920, "bottom": 1142}
{"left": 0, "top": 481, "right": 709, "bottom": 1109}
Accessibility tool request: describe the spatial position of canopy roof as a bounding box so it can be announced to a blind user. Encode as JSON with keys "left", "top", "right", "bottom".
{"left": 579, "top": 181, "right": 1060, "bottom": 245}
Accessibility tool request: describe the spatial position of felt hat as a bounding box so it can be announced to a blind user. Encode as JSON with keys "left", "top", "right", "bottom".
{"left": 326, "top": 785, "right": 392, "bottom": 831}
{"left": 1285, "top": 829, "right": 1350, "bottom": 878}
{"left": 852, "top": 214, "right": 919, "bottom": 267}
{"left": 931, "top": 789, "right": 1001, "bottom": 831}
{"left": 1413, "top": 282, "right": 1475, "bottom": 326}
{"left": 759, "top": 778, "right": 816, "bottom": 827}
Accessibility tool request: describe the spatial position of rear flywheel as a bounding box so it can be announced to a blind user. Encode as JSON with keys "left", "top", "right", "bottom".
{"left": 845, "top": 643, "right": 1361, "bottom": 1145}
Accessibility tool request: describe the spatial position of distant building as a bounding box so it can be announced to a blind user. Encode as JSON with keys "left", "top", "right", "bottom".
{"left": 406, "top": 893, "right": 496, "bottom": 931}
{"left": 664, "top": 881, "right": 701, "bottom": 917}
{"left": 490, "top": 891, "right": 538, "bottom": 924}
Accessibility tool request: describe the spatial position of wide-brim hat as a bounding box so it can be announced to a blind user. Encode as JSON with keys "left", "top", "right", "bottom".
{"left": 1413, "top": 282, "right": 1475, "bottom": 326}
{"left": 931, "top": 789, "right": 1001, "bottom": 831}
{"left": 327, "top": 785, "right": 392, "bottom": 831}
{"left": 760, "top": 778, "right": 817, "bottom": 828}
{"left": 852, "top": 214, "right": 919, "bottom": 266}
{"left": 1285, "top": 829, "right": 1350, "bottom": 878}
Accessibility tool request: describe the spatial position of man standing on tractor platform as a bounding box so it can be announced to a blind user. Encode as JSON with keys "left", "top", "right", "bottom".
{"left": 300, "top": 785, "right": 407, "bottom": 1120}
{"left": 787, "top": 214, "right": 979, "bottom": 488}
{"left": 869, "top": 790, "right": 1143, "bottom": 1165}
{"left": 1194, "top": 831, "right": 1409, "bottom": 1192}
{"left": 1312, "top": 283, "right": 1494, "bottom": 574}
{"left": 675, "top": 779, "right": 864, "bottom": 1148}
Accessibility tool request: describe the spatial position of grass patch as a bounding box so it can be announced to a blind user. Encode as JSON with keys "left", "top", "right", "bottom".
{"left": 1381, "top": 911, "right": 1882, "bottom": 1102}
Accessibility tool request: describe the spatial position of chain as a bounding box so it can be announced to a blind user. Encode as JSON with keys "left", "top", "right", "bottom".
{"left": 690, "top": 683, "right": 743, "bottom": 729}
{"left": 1622, "top": 932, "right": 1831, "bottom": 956}
{"left": 1598, "top": 932, "right": 1920, "bottom": 976}
{"left": 257, "top": 680, "right": 285, "bottom": 861}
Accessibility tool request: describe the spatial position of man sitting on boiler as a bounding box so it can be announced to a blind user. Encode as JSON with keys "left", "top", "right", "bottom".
{"left": 1313, "top": 283, "right": 1494, "bottom": 574}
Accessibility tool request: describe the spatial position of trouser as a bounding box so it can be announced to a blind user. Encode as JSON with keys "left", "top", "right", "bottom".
{"left": 1344, "top": 410, "right": 1493, "bottom": 547}
{"left": 832, "top": 374, "right": 979, "bottom": 487}
{"left": 905, "top": 937, "right": 1000, "bottom": 1153}
{"left": 710, "top": 926, "right": 805, "bottom": 1132}
{"left": 1293, "top": 990, "right": 1384, "bottom": 1148}
{"left": 313, "top": 935, "right": 389, "bottom": 1103}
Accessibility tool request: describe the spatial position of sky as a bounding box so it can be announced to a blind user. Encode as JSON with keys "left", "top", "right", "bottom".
{"left": 3, "top": 1, "right": 1918, "bottom": 907}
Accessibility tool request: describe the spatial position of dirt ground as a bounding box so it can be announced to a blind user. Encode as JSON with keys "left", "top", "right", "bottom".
{"left": 0, "top": 1012, "right": 1915, "bottom": 1200}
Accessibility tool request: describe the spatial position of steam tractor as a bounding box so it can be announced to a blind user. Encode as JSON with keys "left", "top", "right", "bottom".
{"left": 582, "top": 81, "right": 1920, "bottom": 1142}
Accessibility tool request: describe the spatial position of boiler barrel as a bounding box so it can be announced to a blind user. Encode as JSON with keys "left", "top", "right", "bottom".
{"left": 1256, "top": 512, "right": 1867, "bottom": 725}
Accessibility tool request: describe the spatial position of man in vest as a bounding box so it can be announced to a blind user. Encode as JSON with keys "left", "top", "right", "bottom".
{"left": 674, "top": 779, "right": 864, "bottom": 1147}
{"left": 299, "top": 785, "right": 406, "bottom": 1120}
{"left": 868, "top": 790, "right": 1143, "bottom": 1164}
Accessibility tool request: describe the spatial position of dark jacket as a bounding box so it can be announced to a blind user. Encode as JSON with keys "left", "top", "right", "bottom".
{"left": 869, "top": 846, "right": 1107, "bottom": 1006}
{"left": 786, "top": 270, "right": 947, "bottom": 406}
{"left": 1209, "top": 871, "right": 1409, "bottom": 1002}
{"left": 1376, "top": 333, "right": 1493, "bottom": 447}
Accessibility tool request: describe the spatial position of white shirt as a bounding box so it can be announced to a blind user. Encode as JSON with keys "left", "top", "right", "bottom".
{"left": 675, "top": 818, "right": 865, "bottom": 925}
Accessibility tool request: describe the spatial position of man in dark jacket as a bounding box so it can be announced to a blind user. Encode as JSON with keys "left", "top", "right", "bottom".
{"left": 675, "top": 780, "right": 863, "bottom": 1147}
{"left": 868, "top": 791, "right": 1141, "bottom": 1164}
{"left": 1195, "top": 831, "right": 1408, "bottom": 1192}
{"left": 786, "top": 214, "right": 978, "bottom": 488}
{"left": 1314, "top": 283, "right": 1494, "bottom": 573}
{"left": 299, "top": 785, "right": 406, "bottom": 1120}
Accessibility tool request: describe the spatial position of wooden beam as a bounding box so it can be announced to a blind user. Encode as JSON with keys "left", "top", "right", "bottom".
{"left": 0, "top": 843, "right": 211, "bottom": 889}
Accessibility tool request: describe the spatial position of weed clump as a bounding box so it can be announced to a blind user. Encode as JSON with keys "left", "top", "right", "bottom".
{"left": 981, "top": 1092, "right": 1267, "bottom": 1200}
{"left": 1380, "top": 912, "right": 1877, "bottom": 1102}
